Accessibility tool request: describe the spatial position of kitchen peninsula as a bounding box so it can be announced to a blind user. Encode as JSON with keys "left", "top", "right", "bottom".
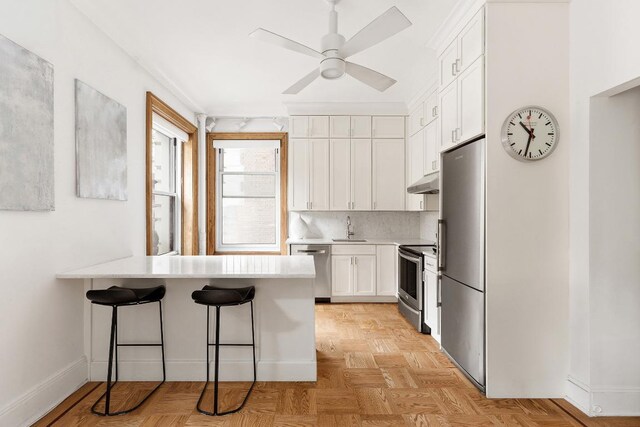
{"left": 57, "top": 255, "right": 316, "bottom": 382}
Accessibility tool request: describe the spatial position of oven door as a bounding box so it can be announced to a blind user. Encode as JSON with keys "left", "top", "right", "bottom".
{"left": 398, "top": 248, "right": 423, "bottom": 310}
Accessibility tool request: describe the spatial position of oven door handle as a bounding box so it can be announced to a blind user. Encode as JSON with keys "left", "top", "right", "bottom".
{"left": 398, "top": 249, "right": 421, "bottom": 264}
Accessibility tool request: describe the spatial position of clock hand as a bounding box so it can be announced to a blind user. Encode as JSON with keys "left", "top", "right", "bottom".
{"left": 524, "top": 132, "right": 533, "bottom": 157}
{"left": 519, "top": 121, "right": 533, "bottom": 136}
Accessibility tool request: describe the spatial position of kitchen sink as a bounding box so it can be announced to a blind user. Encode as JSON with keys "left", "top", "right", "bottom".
{"left": 332, "top": 239, "right": 367, "bottom": 242}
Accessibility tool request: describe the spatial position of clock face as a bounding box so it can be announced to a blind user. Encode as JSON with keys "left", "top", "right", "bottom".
{"left": 501, "top": 106, "right": 559, "bottom": 161}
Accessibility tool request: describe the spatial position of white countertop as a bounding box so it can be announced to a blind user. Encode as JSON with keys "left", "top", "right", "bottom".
{"left": 286, "top": 237, "right": 436, "bottom": 246}
{"left": 57, "top": 255, "right": 316, "bottom": 279}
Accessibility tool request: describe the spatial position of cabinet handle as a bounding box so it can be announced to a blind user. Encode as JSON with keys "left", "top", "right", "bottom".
{"left": 456, "top": 58, "right": 461, "bottom": 74}
{"left": 433, "top": 106, "right": 438, "bottom": 117}
{"left": 350, "top": 257, "right": 353, "bottom": 265}
{"left": 354, "top": 257, "right": 358, "bottom": 266}
{"left": 451, "top": 130, "right": 456, "bottom": 143}
{"left": 310, "top": 201, "right": 313, "bottom": 210}
{"left": 456, "top": 128, "right": 461, "bottom": 141}
{"left": 420, "top": 200, "right": 424, "bottom": 210}
{"left": 420, "top": 117, "right": 424, "bottom": 127}
{"left": 451, "top": 62, "right": 456, "bottom": 76}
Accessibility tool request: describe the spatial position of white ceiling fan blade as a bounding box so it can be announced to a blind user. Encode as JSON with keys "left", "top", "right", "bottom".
{"left": 283, "top": 68, "right": 321, "bottom": 94}
{"left": 249, "top": 28, "right": 324, "bottom": 60}
{"left": 345, "top": 62, "right": 396, "bottom": 92}
{"left": 340, "top": 7, "right": 412, "bottom": 59}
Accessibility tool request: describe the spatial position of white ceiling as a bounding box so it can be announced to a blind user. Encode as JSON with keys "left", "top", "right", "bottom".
{"left": 71, "top": 0, "right": 458, "bottom": 116}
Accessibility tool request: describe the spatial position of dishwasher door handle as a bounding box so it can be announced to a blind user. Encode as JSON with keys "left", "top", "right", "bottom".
{"left": 296, "top": 250, "right": 327, "bottom": 254}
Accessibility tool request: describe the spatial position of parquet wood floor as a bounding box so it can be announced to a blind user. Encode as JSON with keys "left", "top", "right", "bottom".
{"left": 34, "top": 304, "right": 639, "bottom": 426}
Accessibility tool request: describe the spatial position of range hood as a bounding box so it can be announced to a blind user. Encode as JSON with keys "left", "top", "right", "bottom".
{"left": 407, "top": 172, "right": 439, "bottom": 194}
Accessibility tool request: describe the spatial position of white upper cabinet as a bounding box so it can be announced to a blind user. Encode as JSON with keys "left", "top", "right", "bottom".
{"left": 439, "top": 39, "right": 459, "bottom": 89}
{"left": 351, "top": 116, "right": 372, "bottom": 138}
{"left": 329, "top": 139, "right": 351, "bottom": 211}
{"left": 406, "top": 129, "right": 426, "bottom": 212}
{"left": 439, "top": 81, "right": 459, "bottom": 151}
{"left": 458, "top": 56, "right": 485, "bottom": 144}
{"left": 372, "top": 116, "right": 405, "bottom": 139}
{"left": 351, "top": 139, "right": 372, "bottom": 211}
{"left": 372, "top": 139, "right": 405, "bottom": 211}
{"left": 289, "top": 138, "right": 330, "bottom": 211}
{"left": 309, "top": 116, "right": 330, "bottom": 138}
{"left": 330, "top": 116, "right": 351, "bottom": 138}
{"left": 424, "top": 91, "right": 439, "bottom": 125}
{"left": 309, "top": 139, "right": 330, "bottom": 211}
{"left": 290, "top": 117, "right": 309, "bottom": 138}
{"left": 289, "top": 138, "right": 310, "bottom": 211}
{"left": 458, "top": 9, "right": 484, "bottom": 73}
{"left": 424, "top": 121, "right": 439, "bottom": 174}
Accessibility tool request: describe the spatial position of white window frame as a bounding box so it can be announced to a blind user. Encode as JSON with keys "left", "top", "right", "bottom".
{"left": 151, "top": 115, "right": 185, "bottom": 256}
{"left": 214, "top": 140, "right": 281, "bottom": 253}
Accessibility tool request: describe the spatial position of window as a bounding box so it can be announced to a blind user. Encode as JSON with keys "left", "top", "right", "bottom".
{"left": 215, "top": 140, "right": 281, "bottom": 252}
{"left": 150, "top": 115, "right": 186, "bottom": 255}
{"left": 206, "top": 133, "right": 288, "bottom": 255}
{"left": 145, "top": 92, "right": 198, "bottom": 256}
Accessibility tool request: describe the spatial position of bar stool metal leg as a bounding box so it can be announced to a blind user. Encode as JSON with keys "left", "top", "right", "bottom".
{"left": 91, "top": 301, "right": 166, "bottom": 416}
{"left": 197, "top": 301, "right": 257, "bottom": 416}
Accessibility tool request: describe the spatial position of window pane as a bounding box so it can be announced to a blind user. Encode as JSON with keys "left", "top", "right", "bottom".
{"left": 222, "top": 148, "right": 276, "bottom": 172}
{"left": 222, "top": 198, "right": 276, "bottom": 245}
{"left": 152, "top": 194, "right": 176, "bottom": 255}
{"left": 222, "top": 174, "right": 276, "bottom": 197}
{"left": 152, "top": 129, "right": 174, "bottom": 192}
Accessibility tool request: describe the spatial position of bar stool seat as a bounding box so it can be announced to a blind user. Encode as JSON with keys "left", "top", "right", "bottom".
{"left": 192, "top": 285, "right": 256, "bottom": 416}
{"left": 86, "top": 285, "right": 166, "bottom": 416}
{"left": 87, "top": 285, "right": 166, "bottom": 306}
{"left": 192, "top": 285, "right": 255, "bottom": 306}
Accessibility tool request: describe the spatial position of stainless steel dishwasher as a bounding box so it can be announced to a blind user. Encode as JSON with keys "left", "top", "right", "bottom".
{"left": 290, "top": 245, "right": 331, "bottom": 302}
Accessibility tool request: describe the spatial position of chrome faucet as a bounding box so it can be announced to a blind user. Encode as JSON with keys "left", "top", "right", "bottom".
{"left": 346, "top": 216, "right": 355, "bottom": 239}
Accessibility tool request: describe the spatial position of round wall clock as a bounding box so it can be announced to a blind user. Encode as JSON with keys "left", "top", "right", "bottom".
{"left": 501, "top": 106, "right": 559, "bottom": 161}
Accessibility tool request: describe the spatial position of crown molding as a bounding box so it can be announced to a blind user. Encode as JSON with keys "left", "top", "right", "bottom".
{"left": 284, "top": 102, "right": 408, "bottom": 116}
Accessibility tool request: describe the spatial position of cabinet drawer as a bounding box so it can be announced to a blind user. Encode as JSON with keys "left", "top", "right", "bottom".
{"left": 332, "top": 244, "right": 377, "bottom": 255}
{"left": 424, "top": 255, "right": 437, "bottom": 272}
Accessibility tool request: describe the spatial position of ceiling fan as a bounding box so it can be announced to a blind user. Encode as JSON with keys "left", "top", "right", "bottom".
{"left": 249, "top": 0, "right": 412, "bottom": 94}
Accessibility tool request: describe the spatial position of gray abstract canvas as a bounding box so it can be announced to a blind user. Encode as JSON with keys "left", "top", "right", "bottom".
{"left": 0, "top": 33, "right": 54, "bottom": 211}
{"left": 75, "top": 79, "right": 127, "bottom": 200}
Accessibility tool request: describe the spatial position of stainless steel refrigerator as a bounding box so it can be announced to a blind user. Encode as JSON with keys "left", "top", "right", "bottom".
{"left": 438, "top": 138, "right": 485, "bottom": 390}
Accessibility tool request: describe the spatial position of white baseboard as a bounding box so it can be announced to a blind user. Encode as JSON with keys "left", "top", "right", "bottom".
{"left": 566, "top": 376, "right": 640, "bottom": 416}
{"left": 0, "top": 357, "right": 88, "bottom": 427}
{"left": 91, "top": 359, "right": 317, "bottom": 382}
{"left": 330, "top": 296, "right": 397, "bottom": 303}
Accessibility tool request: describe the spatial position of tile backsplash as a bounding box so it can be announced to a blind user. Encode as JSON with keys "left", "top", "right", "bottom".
{"left": 289, "top": 211, "right": 420, "bottom": 240}
{"left": 420, "top": 211, "right": 439, "bottom": 241}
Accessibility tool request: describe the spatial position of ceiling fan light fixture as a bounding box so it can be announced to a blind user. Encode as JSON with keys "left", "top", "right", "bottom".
{"left": 320, "top": 57, "right": 345, "bottom": 80}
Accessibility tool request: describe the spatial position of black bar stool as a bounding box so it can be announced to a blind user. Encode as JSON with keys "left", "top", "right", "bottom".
{"left": 191, "top": 285, "right": 256, "bottom": 416}
{"left": 85, "top": 285, "right": 166, "bottom": 416}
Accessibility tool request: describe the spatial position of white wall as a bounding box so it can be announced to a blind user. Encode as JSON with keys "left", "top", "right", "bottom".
{"left": 0, "top": 1, "right": 195, "bottom": 425}
{"left": 569, "top": 0, "right": 640, "bottom": 415}
{"left": 484, "top": 2, "right": 570, "bottom": 397}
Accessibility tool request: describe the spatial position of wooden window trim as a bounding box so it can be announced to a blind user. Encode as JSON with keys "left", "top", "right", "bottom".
{"left": 207, "top": 132, "right": 288, "bottom": 255}
{"left": 146, "top": 92, "right": 199, "bottom": 255}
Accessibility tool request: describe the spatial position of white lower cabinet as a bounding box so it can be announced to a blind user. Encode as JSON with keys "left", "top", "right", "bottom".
{"left": 353, "top": 255, "right": 376, "bottom": 296}
{"left": 423, "top": 256, "right": 440, "bottom": 343}
{"left": 376, "top": 245, "right": 397, "bottom": 296}
{"left": 331, "top": 255, "right": 354, "bottom": 296}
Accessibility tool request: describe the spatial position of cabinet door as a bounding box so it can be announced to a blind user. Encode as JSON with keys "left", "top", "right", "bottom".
{"left": 290, "top": 116, "right": 309, "bottom": 138}
{"left": 372, "top": 139, "right": 405, "bottom": 211}
{"left": 406, "top": 130, "right": 425, "bottom": 211}
{"left": 309, "top": 139, "right": 330, "bottom": 210}
{"left": 289, "top": 139, "right": 309, "bottom": 210}
{"left": 309, "top": 116, "right": 330, "bottom": 138}
{"left": 376, "top": 245, "right": 397, "bottom": 296}
{"left": 372, "top": 116, "right": 405, "bottom": 138}
{"left": 439, "top": 81, "right": 458, "bottom": 150}
{"left": 330, "top": 116, "right": 351, "bottom": 138}
{"left": 424, "top": 92, "right": 439, "bottom": 125}
{"left": 329, "top": 139, "right": 351, "bottom": 211}
{"left": 332, "top": 256, "right": 353, "bottom": 296}
{"left": 351, "top": 139, "right": 372, "bottom": 210}
{"left": 458, "top": 56, "right": 484, "bottom": 143}
{"left": 459, "top": 9, "right": 484, "bottom": 73}
{"left": 409, "top": 104, "right": 425, "bottom": 136}
{"left": 354, "top": 255, "right": 376, "bottom": 296}
{"left": 439, "top": 39, "right": 458, "bottom": 89}
{"left": 424, "top": 267, "right": 440, "bottom": 342}
{"left": 351, "top": 116, "right": 372, "bottom": 138}
{"left": 424, "top": 121, "right": 438, "bottom": 174}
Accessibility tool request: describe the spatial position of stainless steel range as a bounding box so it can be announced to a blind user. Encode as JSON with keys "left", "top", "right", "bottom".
{"left": 398, "top": 244, "right": 436, "bottom": 333}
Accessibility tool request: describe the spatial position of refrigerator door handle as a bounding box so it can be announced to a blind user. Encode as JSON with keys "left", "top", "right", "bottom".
{"left": 437, "top": 276, "right": 442, "bottom": 307}
{"left": 437, "top": 219, "right": 446, "bottom": 272}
